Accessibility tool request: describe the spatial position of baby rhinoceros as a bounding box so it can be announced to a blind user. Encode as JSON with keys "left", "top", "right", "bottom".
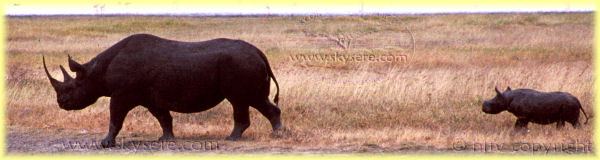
{"left": 482, "top": 87, "right": 589, "bottom": 131}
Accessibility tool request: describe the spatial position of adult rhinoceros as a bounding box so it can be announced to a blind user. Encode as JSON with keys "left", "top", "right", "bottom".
{"left": 43, "top": 34, "right": 283, "bottom": 147}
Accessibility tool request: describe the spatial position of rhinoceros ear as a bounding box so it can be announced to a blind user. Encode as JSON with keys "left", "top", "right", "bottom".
{"left": 506, "top": 86, "right": 512, "bottom": 91}
{"left": 68, "top": 55, "right": 86, "bottom": 77}
{"left": 495, "top": 87, "right": 505, "bottom": 100}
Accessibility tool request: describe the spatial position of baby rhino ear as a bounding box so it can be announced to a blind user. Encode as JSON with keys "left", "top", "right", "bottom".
{"left": 495, "top": 87, "right": 506, "bottom": 100}
{"left": 506, "top": 86, "right": 512, "bottom": 91}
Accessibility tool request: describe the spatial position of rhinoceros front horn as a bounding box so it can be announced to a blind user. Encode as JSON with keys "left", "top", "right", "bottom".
{"left": 43, "top": 56, "right": 62, "bottom": 89}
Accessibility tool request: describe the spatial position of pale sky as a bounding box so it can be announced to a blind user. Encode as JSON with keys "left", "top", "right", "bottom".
{"left": 4, "top": 4, "right": 594, "bottom": 15}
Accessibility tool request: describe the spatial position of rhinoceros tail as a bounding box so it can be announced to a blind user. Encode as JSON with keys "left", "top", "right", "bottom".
{"left": 255, "top": 49, "right": 280, "bottom": 106}
{"left": 576, "top": 98, "right": 589, "bottom": 124}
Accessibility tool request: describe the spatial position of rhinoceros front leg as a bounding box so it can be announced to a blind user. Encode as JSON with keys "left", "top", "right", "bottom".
{"left": 101, "top": 99, "right": 135, "bottom": 148}
{"left": 514, "top": 118, "right": 529, "bottom": 132}
{"left": 147, "top": 107, "right": 175, "bottom": 141}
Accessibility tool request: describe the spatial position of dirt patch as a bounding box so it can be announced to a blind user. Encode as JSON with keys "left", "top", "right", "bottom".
{"left": 7, "top": 126, "right": 453, "bottom": 154}
{"left": 7, "top": 125, "right": 594, "bottom": 155}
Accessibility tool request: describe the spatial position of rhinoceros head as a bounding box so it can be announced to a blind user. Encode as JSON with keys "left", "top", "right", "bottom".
{"left": 43, "top": 56, "right": 102, "bottom": 110}
{"left": 482, "top": 86, "right": 511, "bottom": 114}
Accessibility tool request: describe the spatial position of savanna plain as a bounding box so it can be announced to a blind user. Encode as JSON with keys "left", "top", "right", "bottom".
{"left": 6, "top": 12, "right": 594, "bottom": 154}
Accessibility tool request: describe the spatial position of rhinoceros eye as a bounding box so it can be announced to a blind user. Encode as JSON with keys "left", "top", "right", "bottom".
{"left": 62, "top": 83, "right": 76, "bottom": 91}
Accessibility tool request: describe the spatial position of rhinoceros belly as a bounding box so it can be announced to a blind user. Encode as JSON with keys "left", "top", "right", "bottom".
{"left": 150, "top": 85, "right": 225, "bottom": 113}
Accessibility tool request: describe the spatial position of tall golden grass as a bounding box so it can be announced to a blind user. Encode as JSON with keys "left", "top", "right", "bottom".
{"left": 7, "top": 13, "right": 593, "bottom": 152}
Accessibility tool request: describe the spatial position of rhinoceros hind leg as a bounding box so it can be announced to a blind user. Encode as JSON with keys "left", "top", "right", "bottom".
{"left": 225, "top": 103, "right": 250, "bottom": 141}
{"left": 251, "top": 99, "right": 284, "bottom": 132}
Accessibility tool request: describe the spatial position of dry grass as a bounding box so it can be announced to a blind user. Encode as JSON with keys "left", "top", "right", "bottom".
{"left": 6, "top": 12, "right": 593, "bottom": 153}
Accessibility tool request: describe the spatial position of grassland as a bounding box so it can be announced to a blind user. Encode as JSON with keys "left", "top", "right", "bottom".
{"left": 6, "top": 13, "right": 594, "bottom": 153}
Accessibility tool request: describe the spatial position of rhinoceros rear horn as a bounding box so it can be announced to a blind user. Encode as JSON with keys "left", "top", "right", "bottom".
{"left": 43, "top": 56, "right": 62, "bottom": 89}
{"left": 59, "top": 65, "right": 73, "bottom": 81}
